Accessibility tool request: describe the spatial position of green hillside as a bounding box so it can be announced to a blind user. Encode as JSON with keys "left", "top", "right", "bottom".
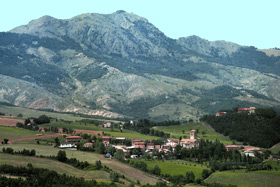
{"left": 153, "top": 122, "right": 239, "bottom": 144}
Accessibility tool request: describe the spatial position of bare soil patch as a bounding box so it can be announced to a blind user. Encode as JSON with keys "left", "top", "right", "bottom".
{"left": 0, "top": 117, "right": 24, "bottom": 127}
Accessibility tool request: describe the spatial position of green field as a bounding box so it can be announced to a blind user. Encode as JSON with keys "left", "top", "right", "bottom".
{"left": 41, "top": 121, "right": 160, "bottom": 140}
{"left": 0, "top": 153, "right": 109, "bottom": 180}
{"left": 0, "top": 143, "right": 160, "bottom": 184}
{"left": 153, "top": 122, "right": 240, "bottom": 144}
{"left": 130, "top": 159, "right": 207, "bottom": 179}
{"left": 205, "top": 169, "right": 280, "bottom": 187}
{"left": 270, "top": 142, "right": 280, "bottom": 154}
{"left": 0, "top": 104, "right": 84, "bottom": 121}
{"left": 0, "top": 126, "right": 50, "bottom": 140}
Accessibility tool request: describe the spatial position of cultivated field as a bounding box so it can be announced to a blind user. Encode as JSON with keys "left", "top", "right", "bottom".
{"left": 205, "top": 169, "right": 280, "bottom": 187}
{"left": 41, "top": 121, "right": 160, "bottom": 140}
{"left": 130, "top": 159, "right": 207, "bottom": 179}
{"left": 0, "top": 117, "right": 24, "bottom": 127}
{"left": 0, "top": 153, "right": 110, "bottom": 181}
{"left": 153, "top": 122, "right": 239, "bottom": 144}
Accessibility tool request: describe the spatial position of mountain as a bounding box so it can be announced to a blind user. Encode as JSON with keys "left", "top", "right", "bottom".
{"left": 1, "top": 10, "right": 280, "bottom": 121}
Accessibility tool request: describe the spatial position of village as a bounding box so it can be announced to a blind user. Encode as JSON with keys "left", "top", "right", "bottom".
{"left": 60, "top": 127, "right": 262, "bottom": 159}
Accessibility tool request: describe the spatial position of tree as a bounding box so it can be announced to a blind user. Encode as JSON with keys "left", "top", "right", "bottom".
{"left": 110, "top": 172, "right": 119, "bottom": 182}
{"left": 95, "top": 160, "right": 102, "bottom": 170}
{"left": 114, "top": 149, "right": 124, "bottom": 161}
{"left": 98, "top": 142, "right": 106, "bottom": 154}
{"left": 57, "top": 150, "right": 67, "bottom": 162}
{"left": 153, "top": 165, "right": 161, "bottom": 175}
{"left": 202, "top": 169, "right": 210, "bottom": 179}
{"left": 3, "top": 138, "right": 9, "bottom": 144}
{"left": 182, "top": 130, "right": 185, "bottom": 134}
{"left": 55, "top": 137, "right": 60, "bottom": 147}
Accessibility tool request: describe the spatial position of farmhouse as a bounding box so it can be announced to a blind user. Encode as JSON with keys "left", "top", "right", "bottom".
{"left": 66, "top": 136, "right": 82, "bottom": 143}
{"left": 225, "top": 145, "right": 241, "bottom": 151}
{"left": 180, "top": 130, "right": 199, "bottom": 149}
{"left": 146, "top": 143, "right": 155, "bottom": 150}
{"left": 238, "top": 107, "right": 255, "bottom": 114}
{"left": 83, "top": 142, "right": 93, "bottom": 148}
{"left": 216, "top": 111, "right": 227, "bottom": 117}
{"left": 59, "top": 142, "right": 77, "bottom": 149}
{"left": 101, "top": 136, "right": 111, "bottom": 146}
{"left": 103, "top": 122, "right": 112, "bottom": 128}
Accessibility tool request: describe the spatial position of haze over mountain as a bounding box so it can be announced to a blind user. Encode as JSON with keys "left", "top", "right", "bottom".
{"left": 1, "top": 10, "right": 280, "bottom": 121}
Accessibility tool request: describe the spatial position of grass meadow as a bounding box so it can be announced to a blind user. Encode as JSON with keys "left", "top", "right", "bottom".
{"left": 205, "top": 169, "right": 280, "bottom": 187}
{"left": 153, "top": 122, "right": 240, "bottom": 144}
{"left": 0, "top": 126, "right": 50, "bottom": 140}
{"left": 130, "top": 159, "right": 207, "bottom": 179}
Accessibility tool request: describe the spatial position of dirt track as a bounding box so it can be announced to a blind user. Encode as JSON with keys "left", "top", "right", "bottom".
{"left": 8, "top": 134, "right": 66, "bottom": 143}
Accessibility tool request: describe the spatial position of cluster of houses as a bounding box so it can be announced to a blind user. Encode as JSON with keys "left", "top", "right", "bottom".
{"left": 216, "top": 107, "right": 256, "bottom": 117}
{"left": 58, "top": 129, "right": 262, "bottom": 158}
{"left": 59, "top": 130, "right": 200, "bottom": 157}
{"left": 225, "top": 144, "right": 262, "bottom": 157}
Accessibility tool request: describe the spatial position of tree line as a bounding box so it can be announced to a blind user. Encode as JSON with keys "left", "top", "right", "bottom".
{"left": 200, "top": 108, "right": 280, "bottom": 148}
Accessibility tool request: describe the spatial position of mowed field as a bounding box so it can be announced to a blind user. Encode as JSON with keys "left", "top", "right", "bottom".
{"left": 153, "top": 122, "right": 239, "bottom": 144}
{"left": 205, "top": 169, "right": 280, "bottom": 187}
{"left": 41, "top": 121, "right": 160, "bottom": 140}
{"left": 130, "top": 159, "right": 207, "bottom": 179}
{"left": 0, "top": 144, "right": 160, "bottom": 185}
{"left": 0, "top": 153, "right": 110, "bottom": 181}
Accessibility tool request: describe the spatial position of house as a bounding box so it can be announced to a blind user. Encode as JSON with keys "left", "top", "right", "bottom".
{"left": 225, "top": 145, "right": 241, "bottom": 151}
{"left": 244, "top": 150, "right": 256, "bottom": 157}
{"left": 216, "top": 112, "right": 227, "bottom": 117}
{"left": 180, "top": 130, "right": 199, "bottom": 149}
{"left": 155, "top": 145, "right": 161, "bottom": 150}
{"left": 146, "top": 143, "right": 155, "bottom": 150}
{"left": 134, "top": 142, "right": 146, "bottom": 150}
{"left": 103, "top": 122, "right": 112, "bottom": 128}
{"left": 238, "top": 107, "right": 255, "bottom": 114}
{"left": 132, "top": 139, "right": 144, "bottom": 146}
{"left": 66, "top": 136, "right": 82, "bottom": 143}
{"left": 131, "top": 155, "right": 138, "bottom": 158}
{"left": 59, "top": 142, "right": 77, "bottom": 149}
{"left": 83, "top": 142, "right": 93, "bottom": 148}
{"left": 166, "top": 139, "right": 178, "bottom": 146}
{"left": 101, "top": 136, "right": 111, "bottom": 146}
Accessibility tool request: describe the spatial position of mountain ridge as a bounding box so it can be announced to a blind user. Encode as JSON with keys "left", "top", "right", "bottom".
{"left": 1, "top": 11, "right": 280, "bottom": 121}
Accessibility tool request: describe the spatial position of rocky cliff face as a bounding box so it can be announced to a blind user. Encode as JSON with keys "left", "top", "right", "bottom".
{"left": 1, "top": 11, "right": 280, "bottom": 120}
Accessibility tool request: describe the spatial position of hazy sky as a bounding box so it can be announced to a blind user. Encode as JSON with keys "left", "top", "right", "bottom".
{"left": 1, "top": 0, "right": 279, "bottom": 49}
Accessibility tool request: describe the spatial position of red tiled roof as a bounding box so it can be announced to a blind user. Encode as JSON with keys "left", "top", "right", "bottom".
{"left": 147, "top": 143, "right": 154, "bottom": 145}
{"left": 66, "top": 136, "right": 82, "bottom": 139}
{"left": 135, "top": 145, "right": 146, "bottom": 148}
{"left": 101, "top": 136, "right": 111, "bottom": 139}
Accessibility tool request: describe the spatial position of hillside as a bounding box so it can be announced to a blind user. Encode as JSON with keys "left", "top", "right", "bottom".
{"left": 1, "top": 11, "right": 280, "bottom": 120}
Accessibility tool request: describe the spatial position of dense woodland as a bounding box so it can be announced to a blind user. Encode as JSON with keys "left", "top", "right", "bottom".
{"left": 200, "top": 108, "right": 280, "bottom": 148}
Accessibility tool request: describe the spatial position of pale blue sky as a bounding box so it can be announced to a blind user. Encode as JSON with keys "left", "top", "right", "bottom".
{"left": 0, "top": 0, "right": 279, "bottom": 49}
